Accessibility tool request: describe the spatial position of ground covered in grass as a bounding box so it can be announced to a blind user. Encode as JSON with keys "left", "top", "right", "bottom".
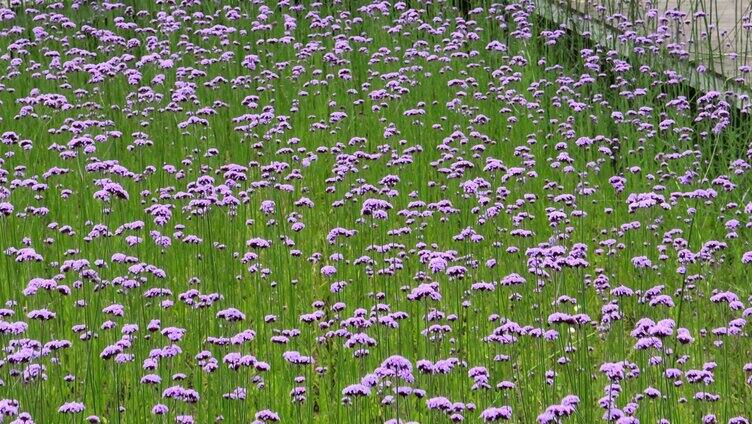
{"left": 0, "top": 0, "right": 751, "bottom": 423}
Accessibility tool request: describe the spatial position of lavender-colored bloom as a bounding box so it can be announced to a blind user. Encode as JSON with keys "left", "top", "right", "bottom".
{"left": 480, "top": 406, "right": 512, "bottom": 421}
{"left": 254, "top": 410, "right": 280, "bottom": 422}
{"left": 57, "top": 402, "right": 84, "bottom": 414}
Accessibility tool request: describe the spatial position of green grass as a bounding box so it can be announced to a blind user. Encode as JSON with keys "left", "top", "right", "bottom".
{"left": 0, "top": 1, "right": 750, "bottom": 423}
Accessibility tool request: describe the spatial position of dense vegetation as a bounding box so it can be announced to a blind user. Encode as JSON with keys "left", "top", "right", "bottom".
{"left": 0, "top": 0, "right": 751, "bottom": 423}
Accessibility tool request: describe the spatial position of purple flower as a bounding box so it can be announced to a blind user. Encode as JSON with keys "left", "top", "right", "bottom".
{"left": 480, "top": 406, "right": 512, "bottom": 421}
{"left": 216, "top": 307, "right": 246, "bottom": 322}
{"left": 57, "top": 402, "right": 84, "bottom": 414}
{"left": 375, "top": 355, "right": 414, "bottom": 383}
{"left": 743, "top": 251, "right": 752, "bottom": 264}
{"left": 321, "top": 265, "right": 337, "bottom": 277}
{"left": 254, "top": 410, "right": 280, "bottom": 422}
{"left": 342, "top": 384, "right": 370, "bottom": 397}
{"left": 152, "top": 404, "right": 168, "bottom": 415}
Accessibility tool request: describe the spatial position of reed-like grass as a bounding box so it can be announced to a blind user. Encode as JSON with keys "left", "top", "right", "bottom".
{"left": 0, "top": 1, "right": 750, "bottom": 423}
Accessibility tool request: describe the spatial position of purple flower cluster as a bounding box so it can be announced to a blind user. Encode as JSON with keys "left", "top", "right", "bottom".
{"left": 0, "top": 0, "right": 749, "bottom": 422}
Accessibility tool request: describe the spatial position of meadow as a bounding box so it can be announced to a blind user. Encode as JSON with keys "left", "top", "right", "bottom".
{"left": 0, "top": 0, "right": 751, "bottom": 423}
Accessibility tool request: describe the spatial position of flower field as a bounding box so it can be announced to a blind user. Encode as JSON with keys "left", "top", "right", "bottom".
{"left": 0, "top": 0, "right": 751, "bottom": 423}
